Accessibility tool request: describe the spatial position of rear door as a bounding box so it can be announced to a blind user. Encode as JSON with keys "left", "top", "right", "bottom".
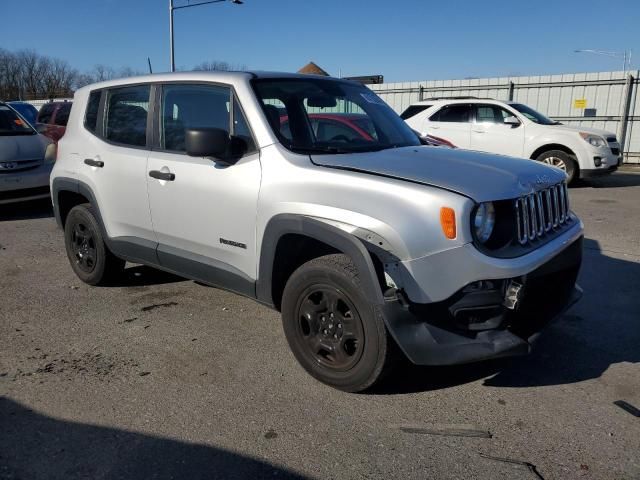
{"left": 470, "top": 104, "right": 525, "bottom": 157}
{"left": 79, "top": 84, "right": 156, "bottom": 255}
{"left": 146, "top": 83, "right": 261, "bottom": 288}
{"left": 423, "top": 103, "right": 472, "bottom": 148}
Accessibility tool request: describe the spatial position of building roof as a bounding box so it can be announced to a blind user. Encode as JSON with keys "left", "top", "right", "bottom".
{"left": 297, "top": 62, "right": 330, "bottom": 76}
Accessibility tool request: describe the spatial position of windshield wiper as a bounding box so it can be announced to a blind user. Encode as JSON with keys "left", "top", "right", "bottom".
{"left": 289, "top": 144, "right": 350, "bottom": 154}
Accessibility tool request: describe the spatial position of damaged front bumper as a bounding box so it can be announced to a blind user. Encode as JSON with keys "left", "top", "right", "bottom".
{"left": 382, "top": 236, "right": 583, "bottom": 366}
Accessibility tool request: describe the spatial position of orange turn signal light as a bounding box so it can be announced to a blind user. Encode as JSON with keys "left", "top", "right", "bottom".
{"left": 440, "top": 207, "right": 456, "bottom": 239}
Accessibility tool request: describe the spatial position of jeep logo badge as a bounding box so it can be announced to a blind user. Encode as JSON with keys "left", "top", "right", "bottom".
{"left": 535, "top": 174, "right": 552, "bottom": 186}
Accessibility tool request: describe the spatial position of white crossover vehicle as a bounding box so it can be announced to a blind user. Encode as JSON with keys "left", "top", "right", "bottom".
{"left": 402, "top": 98, "right": 622, "bottom": 183}
{"left": 51, "top": 73, "right": 583, "bottom": 392}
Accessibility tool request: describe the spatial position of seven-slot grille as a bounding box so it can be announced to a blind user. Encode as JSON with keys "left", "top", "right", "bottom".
{"left": 515, "top": 182, "right": 570, "bottom": 245}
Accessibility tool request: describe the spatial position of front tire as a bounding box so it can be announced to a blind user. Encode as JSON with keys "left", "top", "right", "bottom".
{"left": 281, "top": 254, "right": 395, "bottom": 392}
{"left": 64, "top": 204, "right": 125, "bottom": 285}
{"left": 536, "top": 149, "right": 578, "bottom": 184}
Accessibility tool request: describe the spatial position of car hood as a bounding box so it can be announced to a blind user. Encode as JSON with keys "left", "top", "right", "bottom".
{"left": 0, "top": 134, "right": 50, "bottom": 163}
{"left": 547, "top": 123, "right": 616, "bottom": 139}
{"left": 311, "top": 146, "right": 567, "bottom": 202}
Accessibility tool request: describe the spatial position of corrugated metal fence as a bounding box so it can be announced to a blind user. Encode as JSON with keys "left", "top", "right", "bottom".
{"left": 370, "top": 70, "right": 640, "bottom": 164}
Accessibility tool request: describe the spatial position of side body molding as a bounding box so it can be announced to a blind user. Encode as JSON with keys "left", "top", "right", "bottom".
{"left": 256, "top": 214, "right": 385, "bottom": 307}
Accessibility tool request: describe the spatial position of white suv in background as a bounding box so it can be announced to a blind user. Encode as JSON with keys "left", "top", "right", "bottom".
{"left": 402, "top": 98, "right": 622, "bottom": 183}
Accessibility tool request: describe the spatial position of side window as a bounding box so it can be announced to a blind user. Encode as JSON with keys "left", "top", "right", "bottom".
{"left": 475, "top": 105, "right": 512, "bottom": 124}
{"left": 104, "top": 85, "right": 150, "bottom": 147}
{"left": 85, "top": 90, "right": 101, "bottom": 133}
{"left": 232, "top": 98, "right": 257, "bottom": 154}
{"left": 38, "top": 103, "right": 55, "bottom": 124}
{"left": 430, "top": 104, "right": 470, "bottom": 123}
{"left": 160, "top": 84, "right": 230, "bottom": 152}
{"left": 54, "top": 103, "right": 72, "bottom": 126}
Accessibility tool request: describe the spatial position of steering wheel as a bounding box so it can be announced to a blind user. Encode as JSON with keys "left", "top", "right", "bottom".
{"left": 329, "top": 134, "right": 350, "bottom": 143}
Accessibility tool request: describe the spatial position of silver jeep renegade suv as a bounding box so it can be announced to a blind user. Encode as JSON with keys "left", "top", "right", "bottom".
{"left": 51, "top": 72, "right": 583, "bottom": 392}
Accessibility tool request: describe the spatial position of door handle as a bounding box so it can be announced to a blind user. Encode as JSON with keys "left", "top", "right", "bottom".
{"left": 472, "top": 129, "right": 485, "bottom": 133}
{"left": 149, "top": 170, "right": 175, "bottom": 181}
{"left": 84, "top": 159, "right": 104, "bottom": 168}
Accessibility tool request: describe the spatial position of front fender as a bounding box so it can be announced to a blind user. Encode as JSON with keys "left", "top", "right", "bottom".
{"left": 256, "top": 214, "right": 385, "bottom": 307}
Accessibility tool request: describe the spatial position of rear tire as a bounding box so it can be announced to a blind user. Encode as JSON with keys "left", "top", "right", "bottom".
{"left": 64, "top": 204, "right": 125, "bottom": 285}
{"left": 536, "top": 149, "right": 578, "bottom": 184}
{"left": 281, "top": 254, "right": 396, "bottom": 392}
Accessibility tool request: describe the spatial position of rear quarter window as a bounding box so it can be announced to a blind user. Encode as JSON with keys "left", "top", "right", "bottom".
{"left": 84, "top": 91, "right": 101, "bottom": 133}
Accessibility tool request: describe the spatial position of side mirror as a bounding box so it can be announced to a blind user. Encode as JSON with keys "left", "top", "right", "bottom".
{"left": 185, "top": 127, "right": 230, "bottom": 158}
{"left": 503, "top": 116, "right": 521, "bottom": 127}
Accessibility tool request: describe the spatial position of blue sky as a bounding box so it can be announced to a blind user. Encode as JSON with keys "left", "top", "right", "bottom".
{"left": 3, "top": 0, "right": 639, "bottom": 81}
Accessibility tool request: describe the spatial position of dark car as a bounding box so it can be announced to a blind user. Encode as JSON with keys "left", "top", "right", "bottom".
{"left": 36, "top": 101, "right": 72, "bottom": 143}
{"left": 7, "top": 101, "right": 39, "bottom": 127}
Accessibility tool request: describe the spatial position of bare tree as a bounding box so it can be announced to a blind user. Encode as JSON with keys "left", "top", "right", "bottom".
{"left": 192, "top": 60, "right": 246, "bottom": 72}
{"left": 0, "top": 48, "right": 151, "bottom": 100}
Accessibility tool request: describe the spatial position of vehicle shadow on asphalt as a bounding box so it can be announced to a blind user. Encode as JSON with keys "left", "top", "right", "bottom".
{"left": 0, "top": 198, "right": 54, "bottom": 221}
{"left": 374, "top": 237, "right": 640, "bottom": 395}
{"left": 105, "top": 265, "right": 187, "bottom": 288}
{"left": 575, "top": 172, "right": 640, "bottom": 189}
{"left": 0, "top": 397, "right": 308, "bottom": 480}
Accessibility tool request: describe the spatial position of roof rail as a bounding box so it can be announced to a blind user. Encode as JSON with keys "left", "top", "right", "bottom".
{"left": 424, "top": 96, "right": 488, "bottom": 100}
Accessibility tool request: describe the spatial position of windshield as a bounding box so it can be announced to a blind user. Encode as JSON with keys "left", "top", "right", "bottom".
{"left": 510, "top": 103, "right": 558, "bottom": 125}
{"left": 0, "top": 105, "right": 36, "bottom": 136}
{"left": 252, "top": 78, "right": 420, "bottom": 154}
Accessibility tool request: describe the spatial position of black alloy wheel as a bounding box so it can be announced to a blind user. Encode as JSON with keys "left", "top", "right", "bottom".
{"left": 294, "top": 285, "right": 365, "bottom": 372}
{"left": 70, "top": 221, "right": 97, "bottom": 273}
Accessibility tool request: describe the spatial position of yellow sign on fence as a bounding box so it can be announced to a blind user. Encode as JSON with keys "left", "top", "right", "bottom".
{"left": 574, "top": 99, "right": 587, "bottom": 109}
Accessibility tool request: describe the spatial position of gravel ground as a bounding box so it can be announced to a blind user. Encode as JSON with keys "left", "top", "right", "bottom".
{"left": 1, "top": 172, "right": 639, "bottom": 480}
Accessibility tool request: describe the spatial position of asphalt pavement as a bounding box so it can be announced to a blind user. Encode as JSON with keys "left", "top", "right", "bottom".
{"left": 1, "top": 172, "right": 639, "bottom": 479}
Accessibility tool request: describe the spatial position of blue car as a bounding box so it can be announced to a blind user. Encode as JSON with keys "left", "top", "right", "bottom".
{"left": 7, "top": 101, "right": 39, "bottom": 128}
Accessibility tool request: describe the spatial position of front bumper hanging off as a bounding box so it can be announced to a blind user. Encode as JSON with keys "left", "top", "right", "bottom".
{"left": 382, "top": 237, "right": 583, "bottom": 366}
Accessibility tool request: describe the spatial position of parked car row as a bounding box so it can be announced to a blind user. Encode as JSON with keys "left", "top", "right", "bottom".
{"left": 49, "top": 72, "right": 583, "bottom": 392}
{"left": 0, "top": 100, "right": 72, "bottom": 205}
{"left": 402, "top": 97, "right": 622, "bottom": 183}
{"left": 0, "top": 102, "right": 55, "bottom": 204}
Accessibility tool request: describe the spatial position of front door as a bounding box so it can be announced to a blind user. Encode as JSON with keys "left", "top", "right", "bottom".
{"left": 470, "top": 104, "right": 525, "bottom": 157}
{"left": 146, "top": 83, "right": 261, "bottom": 292}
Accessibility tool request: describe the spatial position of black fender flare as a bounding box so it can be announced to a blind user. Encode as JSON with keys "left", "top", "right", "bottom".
{"left": 51, "top": 177, "right": 158, "bottom": 265}
{"left": 256, "top": 214, "right": 385, "bottom": 307}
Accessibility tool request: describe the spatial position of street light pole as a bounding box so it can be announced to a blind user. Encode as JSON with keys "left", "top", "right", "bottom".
{"left": 169, "top": 0, "right": 244, "bottom": 73}
{"left": 169, "top": 0, "right": 175, "bottom": 72}
{"left": 574, "top": 49, "right": 633, "bottom": 73}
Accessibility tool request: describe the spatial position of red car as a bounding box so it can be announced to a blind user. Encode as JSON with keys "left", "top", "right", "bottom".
{"left": 36, "top": 101, "right": 72, "bottom": 143}
{"left": 279, "top": 112, "right": 455, "bottom": 147}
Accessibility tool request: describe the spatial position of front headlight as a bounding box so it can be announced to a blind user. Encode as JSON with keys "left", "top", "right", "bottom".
{"left": 579, "top": 132, "right": 607, "bottom": 148}
{"left": 474, "top": 202, "right": 495, "bottom": 243}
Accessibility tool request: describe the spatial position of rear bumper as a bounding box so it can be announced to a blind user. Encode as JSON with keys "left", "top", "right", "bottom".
{"left": 383, "top": 236, "right": 583, "bottom": 366}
